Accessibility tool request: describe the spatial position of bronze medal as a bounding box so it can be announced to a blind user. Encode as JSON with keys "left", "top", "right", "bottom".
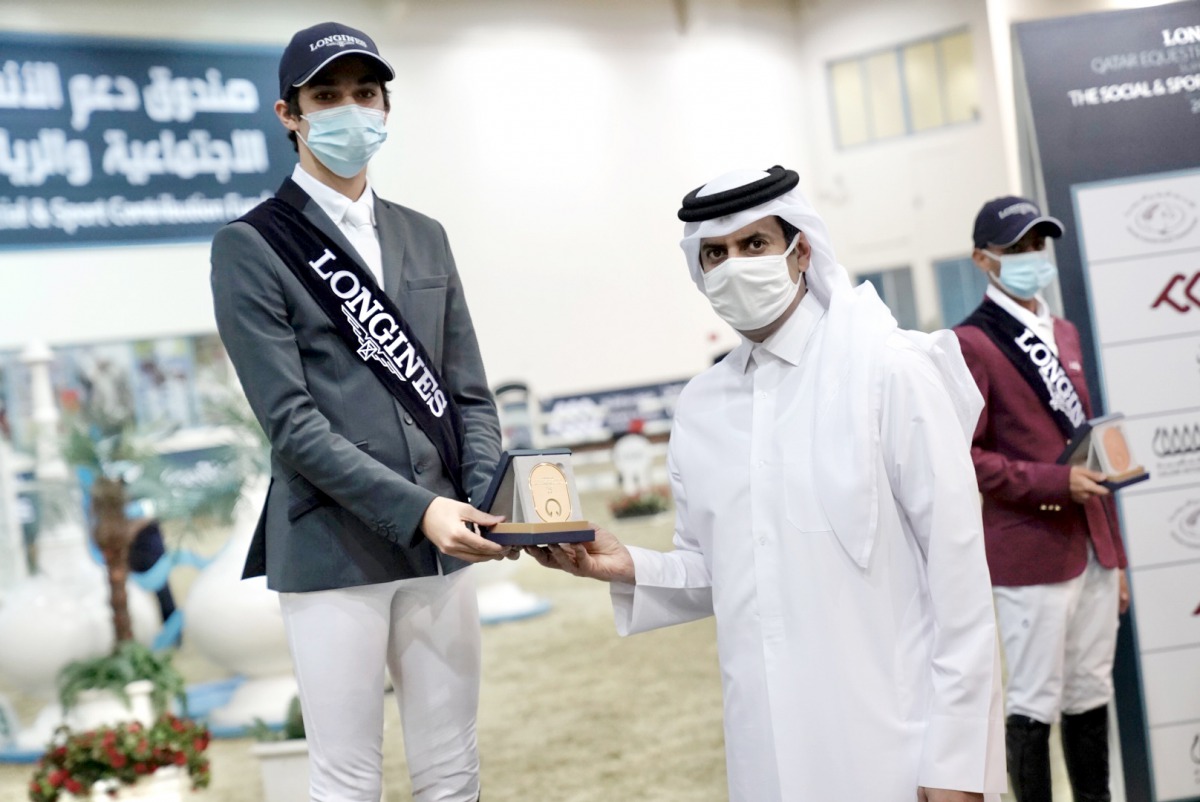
{"left": 529, "top": 462, "right": 571, "bottom": 522}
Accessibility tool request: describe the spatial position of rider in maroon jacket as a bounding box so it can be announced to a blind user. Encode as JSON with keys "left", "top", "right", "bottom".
{"left": 954, "top": 196, "right": 1129, "bottom": 802}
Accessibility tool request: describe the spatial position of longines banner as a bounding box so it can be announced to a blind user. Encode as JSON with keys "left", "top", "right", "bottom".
{"left": 0, "top": 32, "right": 291, "bottom": 248}
{"left": 1016, "top": 4, "right": 1200, "bottom": 801}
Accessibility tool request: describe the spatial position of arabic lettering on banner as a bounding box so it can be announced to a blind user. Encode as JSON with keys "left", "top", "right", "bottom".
{"left": 0, "top": 32, "right": 292, "bottom": 247}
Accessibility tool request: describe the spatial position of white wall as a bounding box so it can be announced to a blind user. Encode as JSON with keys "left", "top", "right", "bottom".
{"left": 794, "top": 0, "right": 1010, "bottom": 330}
{"left": 375, "top": 0, "right": 810, "bottom": 394}
{"left": 0, "top": 0, "right": 1164, "bottom": 396}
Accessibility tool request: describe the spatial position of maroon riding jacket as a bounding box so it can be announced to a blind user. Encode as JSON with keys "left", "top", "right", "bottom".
{"left": 954, "top": 314, "right": 1127, "bottom": 587}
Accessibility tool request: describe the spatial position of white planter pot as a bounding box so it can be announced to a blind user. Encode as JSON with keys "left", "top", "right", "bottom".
{"left": 252, "top": 739, "right": 310, "bottom": 802}
{"left": 67, "top": 679, "right": 156, "bottom": 732}
{"left": 14, "top": 676, "right": 160, "bottom": 752}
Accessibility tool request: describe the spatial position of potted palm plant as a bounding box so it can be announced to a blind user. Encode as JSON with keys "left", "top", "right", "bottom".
{"left": 55, "top": 421, "right": 181, "bottom": 732}
{"left": 56, "top": 640, "right": 187, "bottom": 730}
{"left": 32, "top": 416, "right": 209, "bottom": 800}
{"left": 62, "top": 420, "right": 156, "bottom": 651}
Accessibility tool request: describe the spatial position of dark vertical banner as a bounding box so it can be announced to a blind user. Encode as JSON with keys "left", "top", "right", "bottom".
{"left": 0, "top": 32, "right": 291, "bottom": 248}
{"left": 1015, "top": 4, "right": 1200, "bottom": 802}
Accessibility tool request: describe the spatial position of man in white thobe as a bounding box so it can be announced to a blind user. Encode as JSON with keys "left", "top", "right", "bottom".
{"left": 529, "top": 166, "right": 1006, "bottom": 801}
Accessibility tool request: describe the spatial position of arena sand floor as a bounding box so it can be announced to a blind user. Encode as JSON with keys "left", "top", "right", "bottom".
{"left": 0, "top": 492, "right": 1071, "bottom": 801}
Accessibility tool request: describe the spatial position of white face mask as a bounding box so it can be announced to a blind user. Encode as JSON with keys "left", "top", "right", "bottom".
{"left": 978, "top": 249, "right": 1058, "bottom": 301}
{"left": 299, "top": 104, "right": 388, "bottom": 179}
{"left": 702, "top": 235, "right": 801, "bottom": 331}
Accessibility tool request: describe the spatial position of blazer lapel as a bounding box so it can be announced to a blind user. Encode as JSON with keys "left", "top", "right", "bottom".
{"left": 278, "top": 177, "right": 376, "bottom": 286}
{"left": 1053, "top": 317, "right": 1092, "bottom": 414}
{"left": 375, "top": 197, "right": 407, "bottom": 299}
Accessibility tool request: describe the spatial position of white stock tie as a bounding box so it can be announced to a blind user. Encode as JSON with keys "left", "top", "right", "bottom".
{"left": 342, "top": 202, "right": 384, "bottom": 289}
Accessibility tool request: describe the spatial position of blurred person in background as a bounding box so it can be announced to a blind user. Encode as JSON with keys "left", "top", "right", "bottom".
{"left": 954, "top": 196, "right": 1129, "bottom": 802}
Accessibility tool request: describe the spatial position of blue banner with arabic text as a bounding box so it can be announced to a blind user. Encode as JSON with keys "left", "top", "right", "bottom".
{"left": 0, "top": 32, "right": 292, "bottom": 248}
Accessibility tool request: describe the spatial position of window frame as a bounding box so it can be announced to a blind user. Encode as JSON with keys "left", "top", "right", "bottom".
{"left": 827, "top": 26, "right": 980, "bottom": 149}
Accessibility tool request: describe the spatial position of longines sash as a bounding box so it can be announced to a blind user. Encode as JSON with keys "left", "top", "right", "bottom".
{"left": 962, "top": 299, "right": 1086, "bottom": 440}
{"left": 239, "top": 187, "right": 467, "bottom": 500}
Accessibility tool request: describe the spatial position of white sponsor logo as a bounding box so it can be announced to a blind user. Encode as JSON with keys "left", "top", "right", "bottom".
{"left": 1125, "top": 191, "right": 1198, "bottom": 244}
{"left": 1014, "top": 329, "right": 1085, "bottom": 427}
{"left": 309, "top": 34, "right": 369, "bottom": 52}
{"left": 998, "top": 201, "right": 1039, "bottom": 219}
{"left": 1162, "top": 25, "right": 1200, "bottom": 47}
{"left": 1151, "top": 422, "right": 1200, "bottom": 479}
{"left": 307, "top": 249, "right": 448, "bottom": 417}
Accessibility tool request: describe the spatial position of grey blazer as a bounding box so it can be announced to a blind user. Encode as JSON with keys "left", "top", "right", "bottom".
{"left": 210, "top": 178, "right": 500, "bottom": 592}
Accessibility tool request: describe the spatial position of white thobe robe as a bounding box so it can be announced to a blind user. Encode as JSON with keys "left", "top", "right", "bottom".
{"left": 611, "top": 293, "right": 1006, "bottom": 801}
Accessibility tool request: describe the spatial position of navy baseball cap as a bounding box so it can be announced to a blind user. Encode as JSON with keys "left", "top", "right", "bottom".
{"left": 972, "top": 196, "right": 1064, "bottom": 249}
{"left": 278, "top": 22, "right": 395, "bottom": 100}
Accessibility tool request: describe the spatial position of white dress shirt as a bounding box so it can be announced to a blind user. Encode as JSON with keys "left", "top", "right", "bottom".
{"left": 986, "top": 284, "right": 1057, "bottom": 354}
{"left": 611, "top": 291, "right": 1005, "bottom": 802}
{"left": 292, "top": 164, "right": 385, "bottom": 290}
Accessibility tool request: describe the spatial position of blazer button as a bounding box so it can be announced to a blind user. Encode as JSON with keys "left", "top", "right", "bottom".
{"left": 404, "top": 414, "right": 414, "bottom": 425}
{"left": 414, "top": 463, "right": 424, "bottom": 475}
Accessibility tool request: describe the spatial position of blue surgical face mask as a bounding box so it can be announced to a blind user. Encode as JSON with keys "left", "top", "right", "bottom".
{"left": 981, "top": 250, "right": 1057, "bottom": 300}
{"left": 299, "top": 104, "right": 388, "bottom": 178}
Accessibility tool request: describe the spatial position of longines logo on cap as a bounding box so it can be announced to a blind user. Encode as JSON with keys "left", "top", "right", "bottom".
{"left": 1169, "top": 498, "right": 1200, "bottom": 549}
{"left": 310, "top": 34, "right": 368, "bottom": 52}
{"left": 1125, "top": 191, "right": 1197, "bottom": 244}
{"left": 998, "top": 201, "right": 1039, "bottom": 219}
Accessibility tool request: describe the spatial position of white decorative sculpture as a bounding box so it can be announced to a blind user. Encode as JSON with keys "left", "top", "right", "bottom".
{"left": 611, "top": 432, "right": 654, "bottom": 496}
{"left": 473, "top": 558, "right": 550, "bottom": 625}
{"left": 0, "top": 435, "right": 27, "bottom": 598}
{"left": 0, "top": 694, "right": 17, "bottom": 748}
{"left": 0, "top": 342, "right": 159, "bottom": 753}
{"left": 182, "top": 475, "right": 297, "bottom": 730}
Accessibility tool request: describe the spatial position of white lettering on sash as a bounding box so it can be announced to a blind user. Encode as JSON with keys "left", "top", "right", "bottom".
{"left": 329, "top": 270, "right": 359, "bottom": 299}
{"left": 367, "top": 312, "right": 396, "bottom": 343}
{"left": 394, "top": 342, "right": 424, "bottom": 379}
{"left": 412, "top": 367, "right": 437, "bottom": 400}
{"left": 384, "top": 328, "right": 411, "bottom": 356}
{"left": 430, "top": 390, "right": 447, "bottom": 417}
{"left": 346, "top": 286, "right": 383, "bottom": 323}
{"left": 312, "top": 244, "right": 448, "bottom": 419}
{"left": 1015, "top": 327, "right": 1085, "bottom": 427}
{"left": 308, "top": 248, "right": 336, "bottom": 278}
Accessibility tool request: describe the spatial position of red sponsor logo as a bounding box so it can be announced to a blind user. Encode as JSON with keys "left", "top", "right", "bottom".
{"left": 1152, "top": 273, "right": 1200, "bottom": 313}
